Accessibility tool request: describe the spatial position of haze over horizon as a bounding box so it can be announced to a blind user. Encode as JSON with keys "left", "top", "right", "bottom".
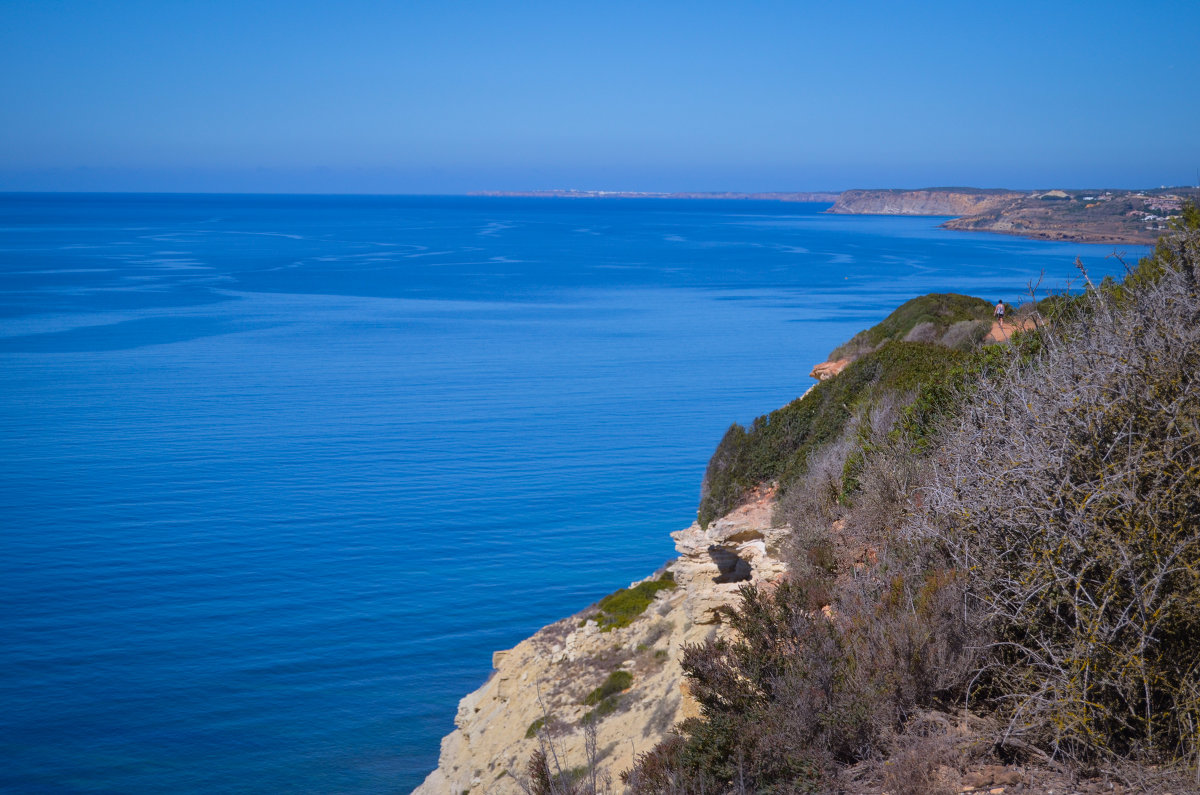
{"left": 2, "top": 0, "right": 1197, "bottom": 195}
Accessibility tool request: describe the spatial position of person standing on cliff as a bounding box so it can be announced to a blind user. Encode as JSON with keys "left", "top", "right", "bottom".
{"left": 994, "top": 299, "right": 1006, "bottom": 328}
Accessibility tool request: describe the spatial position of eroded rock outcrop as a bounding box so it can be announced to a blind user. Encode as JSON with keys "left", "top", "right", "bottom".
{"left": 809, "top": 357, "right": 850, "bottom": 381}
{"left": 415, "top": 492, "right": 787, "bottom": 794}
{"left": 670, "top": 488, "right": 788, "bottom": 626}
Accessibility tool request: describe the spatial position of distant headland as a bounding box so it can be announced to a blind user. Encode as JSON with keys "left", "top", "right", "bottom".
{"left": 471, "top": 186, "right": 1200, "bottom": 245}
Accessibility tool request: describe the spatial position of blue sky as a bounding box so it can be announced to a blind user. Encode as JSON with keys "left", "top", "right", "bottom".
{"left": 1, "top": 0, "right": 1197, "bottom": 193}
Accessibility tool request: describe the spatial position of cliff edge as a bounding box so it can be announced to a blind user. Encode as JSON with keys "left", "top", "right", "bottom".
{"left": 415, "top": 491, "right": 788, "bottom": 794}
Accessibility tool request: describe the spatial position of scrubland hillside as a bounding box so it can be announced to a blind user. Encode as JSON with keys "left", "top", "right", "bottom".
{"left": 426, "top": 210, "right": 1200, "bottom": 795}
{"left": 616, "top": 208, "right": 1200, "bottom": 794}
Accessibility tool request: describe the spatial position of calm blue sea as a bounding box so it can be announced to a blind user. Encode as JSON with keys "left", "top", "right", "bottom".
{"left": 0, "top": 194, "right": 1137, "bottom": 793}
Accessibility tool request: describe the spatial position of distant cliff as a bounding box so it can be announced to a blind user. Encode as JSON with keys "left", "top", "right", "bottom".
{"left": 827, "top": 188, "right": 1022, "bottom": 216}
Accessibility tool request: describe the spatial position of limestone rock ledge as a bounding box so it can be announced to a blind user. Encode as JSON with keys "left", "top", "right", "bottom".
{"left": 414, "top": 493, "right": 787, "bottom": 794}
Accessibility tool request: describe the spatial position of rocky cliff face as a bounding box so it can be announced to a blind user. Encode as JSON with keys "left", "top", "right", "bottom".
{"left": 828, "top": 189, "right": 1022, "bottom": 217}
{"left": 415, "top": 491, "right": 788, "bottom": 794}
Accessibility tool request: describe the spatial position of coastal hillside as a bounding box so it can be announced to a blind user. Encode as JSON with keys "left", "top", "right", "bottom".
{"left": 621, "top": 210, "right": 1200, "bottom": 793}
{"left": 696, "top": 291, "right": 996, "bottom": 530}
{"left": 470, "top": 190, "right": 841, "bottom": 202}
{"left": 420, "top": 212, "right": 1199, "bottom": 794}
{"left": 415, "top": 289, "right": 1011, "bottom": 793}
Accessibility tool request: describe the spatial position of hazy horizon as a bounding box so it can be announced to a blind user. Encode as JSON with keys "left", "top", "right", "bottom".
{"left": 2, "top": 182, "right": 1197, "bottom": 197}
{"left": 2, "top": 0, "right": 1198, "bottom": 194}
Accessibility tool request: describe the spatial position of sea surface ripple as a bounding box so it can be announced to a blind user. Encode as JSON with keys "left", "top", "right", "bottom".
{"left": 0, "top": 194, "right": 1135, "bottom": 792}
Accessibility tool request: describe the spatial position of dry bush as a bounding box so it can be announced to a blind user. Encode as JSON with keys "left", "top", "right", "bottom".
{"left": 844, "top": 392, "right": 925, "bottom": 542}
{"left": 777, "top": 433, "right": 852, "bottom": 575}
{"left": 903, "top": 320, "right": 940, "bottom": 344}
{"left": 914, "top": 226, "right": 1200, "bottom": 767}
{"left": 623, "top": 735, "right": 706, "bottom": 795}
{"left": 778, "top": 391, "right": 912, "bottom": 565}
{"left": 522, "top": 718, "right": 613, "bottom": 795}
{"left": 777, "top": 434, "right": 851, "bottom": 531}
{"left": 880, "top": 730, "right": 958, "bottom": 795}
{"left": 941, "top": 319, "right": 991, "bottom": 351}
{"left": 626, "top": 532, "right": 980, "bottom": 793}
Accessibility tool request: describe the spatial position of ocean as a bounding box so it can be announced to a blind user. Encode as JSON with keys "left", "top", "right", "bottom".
{"left": 0, "top": 194, "right": 1136, "bottom": 792}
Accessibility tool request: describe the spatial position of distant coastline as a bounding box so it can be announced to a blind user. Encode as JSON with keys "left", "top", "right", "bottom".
{"left": 472, "top": 186, "right": 1200, "bottom": 245}
{"left": 469, "top": 189, "right": 841, "bottom": 202}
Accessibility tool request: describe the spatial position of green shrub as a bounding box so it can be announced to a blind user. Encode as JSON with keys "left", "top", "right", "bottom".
{"left": 584, "top": 670, "right": 633, "bottom": 706}
{"left": 594, "top": 574, "right": 676, "bottom": 631}
{"left": 525, "top": 716, "right": 547, "bottom": 739}
{"left": 581, "top": 670, "right": 632, "bottom": 723}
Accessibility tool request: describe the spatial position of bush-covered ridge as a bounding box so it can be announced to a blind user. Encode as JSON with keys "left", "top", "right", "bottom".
{"left": 698, "top": 293, "right": 1007, "bottom": 529}
{"left": 828, "top": 292, "right": 994, "bottom": 360}
{"left": 698, "top": 338, "right": 970, "bottom": 528}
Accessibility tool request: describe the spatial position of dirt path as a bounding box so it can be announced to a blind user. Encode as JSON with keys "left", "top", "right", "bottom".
{"left": 985, "top": 316, "right": 1037, "bottom": 344}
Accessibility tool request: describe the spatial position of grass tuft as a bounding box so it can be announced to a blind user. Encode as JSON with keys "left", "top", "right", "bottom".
{"left": 594, "top": 574, "right": 676, "bottom": 631}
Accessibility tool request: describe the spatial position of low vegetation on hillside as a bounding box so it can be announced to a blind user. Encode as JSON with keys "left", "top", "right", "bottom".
{"left": 698, "top": 293, "right": 1000, "bottom": 528}
{"left": 623, "top": 210, "right": 1200, "bottom": 793}
{"left": 828, "top": 292, "right": 995, "bottom": 360}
